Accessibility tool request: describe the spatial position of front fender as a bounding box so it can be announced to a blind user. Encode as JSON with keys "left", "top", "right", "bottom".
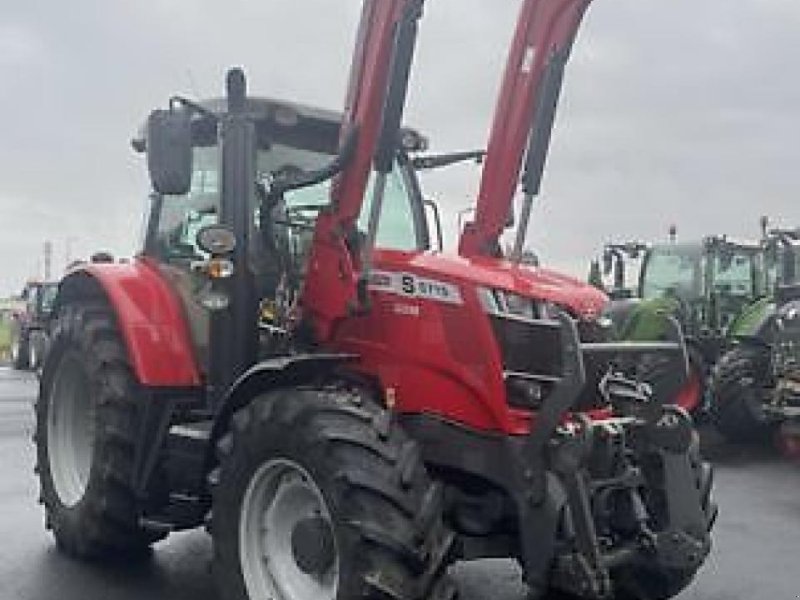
{"left": 605, "top": 296, "right": 681, "bottom": 342}
{"left": 206, "top": 353, "right": 357, "bottom": 467}
{"left": 56, "top": 257, "right": 201, "bottom": 387}
{"left": 727, "top": 297, "right": 775, "bottom": 342}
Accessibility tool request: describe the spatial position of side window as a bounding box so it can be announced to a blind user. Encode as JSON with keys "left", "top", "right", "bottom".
{"left": 154, "top": 146, "right": 220, "bottom": 262}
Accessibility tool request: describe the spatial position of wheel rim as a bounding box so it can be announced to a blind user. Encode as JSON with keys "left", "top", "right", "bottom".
{"left": 47, "top": 354, "right": 95, "bottom": 507}
{"left": 239, "top": 458, "right": 339, "bottom": 600}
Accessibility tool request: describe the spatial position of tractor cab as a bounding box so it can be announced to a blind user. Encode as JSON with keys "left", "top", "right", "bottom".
{"left": 638, "top": 237, "right": 765, "bottom": 337}
{"left": 21, "top": 281, "right": 59, "bottom": 323}
{"left": 136, "top": 88, "right": 432, "bottom": 385}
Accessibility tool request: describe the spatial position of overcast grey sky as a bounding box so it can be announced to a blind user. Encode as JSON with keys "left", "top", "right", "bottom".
{"left": 0, "top": 0, "right": 798, "bottom": 296}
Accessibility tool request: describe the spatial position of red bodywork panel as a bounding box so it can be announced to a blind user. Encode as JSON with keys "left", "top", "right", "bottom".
{"left": 64, "top": 258, "right": 201, "bottom": 387}
{"left": 459, "top": 0, "right": 591, "bottom": 257}
{"left": 330, "top": 249, "right": 607, "bottom": 434}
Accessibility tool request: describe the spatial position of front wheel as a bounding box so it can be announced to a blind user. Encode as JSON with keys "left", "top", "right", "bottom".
{"left": 710, "top": 345, "right": 776, "bottom": 442}
{"left": 209, "top": 387, "right": 457, "bottom": 600}
{"left": 615, "top": 566, "right": 697, "bottom": 600}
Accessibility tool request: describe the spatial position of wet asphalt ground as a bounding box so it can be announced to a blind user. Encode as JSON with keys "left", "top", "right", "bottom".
{"left": 0, "top": 365, "right": 798, "bottom": 600}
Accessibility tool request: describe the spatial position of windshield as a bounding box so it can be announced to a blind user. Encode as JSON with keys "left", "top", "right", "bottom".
{"left": 279, "top": 167, "right": 419, "bottom": 252}
{"left": 640, "top": 246, "right": 702, "bottom": 301}
{"left": 150, "top": 138, "right": 422, "bottom": 264}
{"left": 41, "top": 284, "right": 58, "bottom": 313}
{"left": 712, "top": 251, "right": 756, "bottom": 297}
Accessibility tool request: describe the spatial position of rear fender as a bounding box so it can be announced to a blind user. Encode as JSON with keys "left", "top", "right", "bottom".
{"left": 55, "top": 258, "right": 201, "bottom": 387}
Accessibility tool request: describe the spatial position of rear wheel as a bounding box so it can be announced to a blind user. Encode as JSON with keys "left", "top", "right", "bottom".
{"left": 710, "top": 345, "right": 776, "bottom": 442}
{"left": 35, "top": 300, "right": 164, "bottom": 558}
{"left": 209, "top": 387, "right": 457, "bottom": 600}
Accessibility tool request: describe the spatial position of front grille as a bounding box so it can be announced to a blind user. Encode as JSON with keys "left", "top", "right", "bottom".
{"left": 491, "top": 315, "right": 611, "bottom": 411}
{"left": 576, "top": 320, "right": 612, "bottom": 410}
{"left": 490, "top": 315, "right": 562, "bottom": 378}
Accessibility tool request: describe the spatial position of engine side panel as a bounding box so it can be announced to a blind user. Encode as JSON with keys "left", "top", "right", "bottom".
{"left": 331, "top": 251, "right": 547, "bottom": 434}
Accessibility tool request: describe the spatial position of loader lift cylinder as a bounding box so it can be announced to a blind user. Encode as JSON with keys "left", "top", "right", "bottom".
{"left": 362, "top": 0, "right": 424, "bottom": 294}
{"left": 512, "top": 43, "right": 572, "bottom": 262}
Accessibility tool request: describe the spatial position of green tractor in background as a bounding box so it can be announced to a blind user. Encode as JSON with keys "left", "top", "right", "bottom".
{"left": 601, "top": 234, "right": 769, "bottom": 417}
{"left": 710, "top": 227, "right": 800, "bottom": 449}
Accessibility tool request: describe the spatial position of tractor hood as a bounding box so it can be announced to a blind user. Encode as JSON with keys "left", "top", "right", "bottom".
{"left": 374, "top": 249, "right": 608, "bottom": 320}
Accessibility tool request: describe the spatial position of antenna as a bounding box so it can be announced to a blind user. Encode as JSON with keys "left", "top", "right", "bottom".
{"left": 43, "top": 240, "right": 52, "bottom": 281}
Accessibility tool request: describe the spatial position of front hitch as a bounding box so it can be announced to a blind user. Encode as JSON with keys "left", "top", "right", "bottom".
{"left": 512, "top": 312, "right": 713, "bottom": 599}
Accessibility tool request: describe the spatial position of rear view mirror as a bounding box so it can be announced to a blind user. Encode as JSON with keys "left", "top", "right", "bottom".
{"left": 147, "top": 109, "right": 193, "bottom": 196}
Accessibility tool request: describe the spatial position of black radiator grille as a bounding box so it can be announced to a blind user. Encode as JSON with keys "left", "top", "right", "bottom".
{"left": 491, "top": 315, "right": 611, "bottom": 411}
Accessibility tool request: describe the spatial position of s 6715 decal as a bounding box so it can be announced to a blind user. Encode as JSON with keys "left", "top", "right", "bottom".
{"left": 369, "top": 270, "right": 463, "bottom": 305}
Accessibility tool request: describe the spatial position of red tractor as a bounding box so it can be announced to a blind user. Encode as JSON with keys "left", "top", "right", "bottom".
{"left": 35, "top": 1, "right": 715, "bottom": 599}
{"left": 10, "top": 279, "right": 58, "bottom": 370}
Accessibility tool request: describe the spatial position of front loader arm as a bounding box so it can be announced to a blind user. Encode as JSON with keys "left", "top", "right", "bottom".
{"left": 459, "top": 0, "right": 591, "bottom": 258}
{"left": 303, "top": 0, "right": 424, "bottom": 340}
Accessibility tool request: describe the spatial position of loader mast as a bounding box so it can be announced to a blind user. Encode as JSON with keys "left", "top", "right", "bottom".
{"left": 459, "top": 0, "right": 591, "bottom": 259}
{"left": 302, "top": 0, "right": 424, "bottom": 339}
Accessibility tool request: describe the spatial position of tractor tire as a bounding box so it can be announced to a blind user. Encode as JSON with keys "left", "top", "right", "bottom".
{"left": 35, "top": 300, "right": 164, "bottom": 559}
{"left": 28, "top": 330, "right": 45, "bottom": 372}
{"left": 11, "top": 333, "right": 29, "bottom": 370}
{"left": 209, "top": 386, "right": 457, "bottom": 600}
{"left": 613, "top": 440, "right": 714, "bottom": 600}
{"left": 615, "top": 567, "right": 696, "bottom": 600}
{"left": 710, "top": 345, "right": 776, "bottom": 443}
